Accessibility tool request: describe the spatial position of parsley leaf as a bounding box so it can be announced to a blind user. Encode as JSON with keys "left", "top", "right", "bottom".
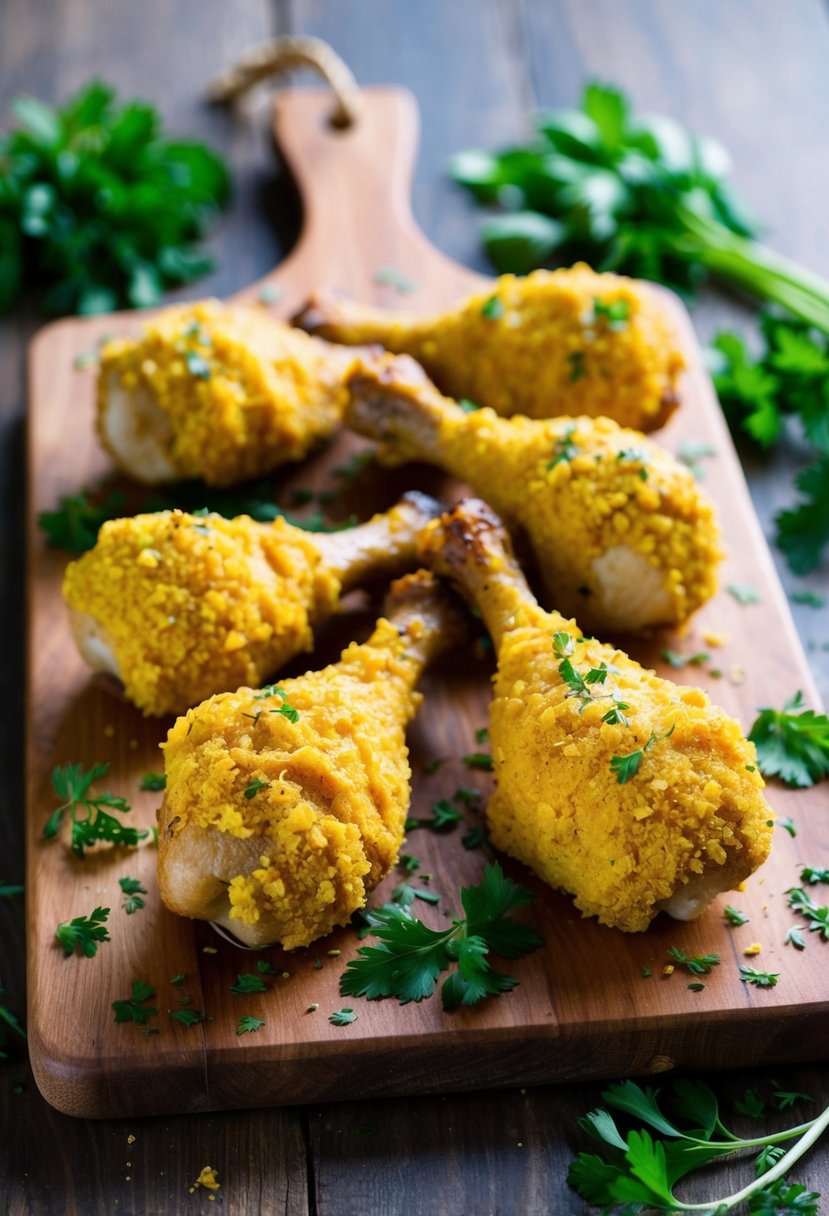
{"left": 567, "top": 1076, "right": 829, "bottom": 1214}
{"left": 139, "top": 772, "right": 166, "bottom": 791}
{"left": 801, "top": 867, "right": 829, "bottom": 885}
{"left": 38, "top": 490, "right": 126, "bottom": 554}
{"left": 329, "top": 1008, "right": 358, "bottom": 1026}
{"left": 1, "top": 80, "right": 229, "bottom": 316}
{"left": 236, "top": 1016, "right": 265, "bottom": 1035}
{"left": 748, "top": 692, "right": 829, "bottom": 787}
{"left": 462, "top": 752, "right": 493, "bottom": 772}
{"left": 112, "top": 980, "right": 158, "bottom": 1025}
{"left": 169, "top": 1008, "right": 207, "bottom": 1027}
{"left": 728, "top": 581, "right": 763, "bottom": 605}
{"left": 230, "top": 973, "right": 268, "bottom": 995}
{"left": 118, "top": 876, "right": 147, "bottom": 914}
{"left": 340, "top": 861, "right": 542, "bottom": 1011}
{"left": 55, "top": 906, "right": 110, "bottom": 957}
{"left": 45, "top": 762, "right": 148, "bottom": 855}
{"left": 667, "top": 947, "right": 721, "bottom": 975}
{"left": 776, "top": 455, "right": 829, "bottom": 574}
{"left": 739, "top": 966, "right": 779, "bottom": 988}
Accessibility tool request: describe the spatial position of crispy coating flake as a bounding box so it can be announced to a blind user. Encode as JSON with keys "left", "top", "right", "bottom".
{"left": 301, "top": 264, "right": 684, "bottom": 430}
{"left": 159, "top": 619, "right": 425, "bottom": 949}
{"left": 97, "top": 299, "right": 351, "bottom": 485}
{"left": 62, "top": 510, "right": 340, "bottom": 716}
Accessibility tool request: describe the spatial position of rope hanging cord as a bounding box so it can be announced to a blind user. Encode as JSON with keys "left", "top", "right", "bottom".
{"left": 207, "top": 35, "right": 361, "bottom": 128}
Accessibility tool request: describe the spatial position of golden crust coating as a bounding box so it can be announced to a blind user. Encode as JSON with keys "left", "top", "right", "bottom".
{"left": 347, "top": 355, "right": 722, "bottom": 631}
{"left": 488, "top": 610, "right": 773, "bottom": 931}
{"left": 97, "top": 299, "right": 351, "bottom": 485}
{"left": 440, "top": 409, "right": 722, "bottom": 631}
{"left": 158, "top": 607, "right": 429, "bottom": 949}
{"left": 62, "top": 510, "right": 338, "bottom": 717}
{"left": 299, "top": 265, "right": 684, "bottom": 431}
{"left": 418, "top": 500, "right": 774, "bottom": 933}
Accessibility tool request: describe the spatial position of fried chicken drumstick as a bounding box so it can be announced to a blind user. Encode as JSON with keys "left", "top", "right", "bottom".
{"left": 63, "top": 492, "right": 440, "bottom": 716}
{"left": 296, "top": 265, "right": 684, "bottom": 432}
{"left": 348, "top": 353, "right": 722, "bottom": 633}
{"left": 157, "top": 570, "right": 464, "bottom": 949}
{"left": 419, "top": 500, "right": 774, "bottom": 932}
{"left": 97, "top": 299, "right": 361, "bottom": 486}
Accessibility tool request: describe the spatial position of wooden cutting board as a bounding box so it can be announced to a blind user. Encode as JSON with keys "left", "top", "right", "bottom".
{"left": 26, "top": 87, "right": 829, "bottom": 1119}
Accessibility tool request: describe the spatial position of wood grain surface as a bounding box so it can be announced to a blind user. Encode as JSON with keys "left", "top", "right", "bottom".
{"left": 4, "top": 1, "right": 829, "bottom": 1212}
{"left": 23, "top": 85, "right": 829, "bottom": 1123}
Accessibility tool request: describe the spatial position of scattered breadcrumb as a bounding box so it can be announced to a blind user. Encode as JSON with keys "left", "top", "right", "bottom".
{"left": 190, "top": 1166, "right": 220, "bottom": 1195}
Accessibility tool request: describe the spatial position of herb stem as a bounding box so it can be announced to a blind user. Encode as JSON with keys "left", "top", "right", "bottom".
{"left": 673, "top": 204, "right": 829, "bottom": 331}
{"left": 677, "top": 1103, "right": 829, "bottom": 1213}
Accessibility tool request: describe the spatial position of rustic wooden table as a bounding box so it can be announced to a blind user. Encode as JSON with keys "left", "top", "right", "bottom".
{"left": 2, "top": 2, "right": 828, "bottom": 1212}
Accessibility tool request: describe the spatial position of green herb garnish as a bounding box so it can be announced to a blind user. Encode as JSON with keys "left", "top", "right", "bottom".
{"left": 236, "top": 1016, "right": 265, "bottom": 1035}
{"left": 329, "top": 1008, "right": 358, "bottom": 1026}
{"left": 230, "top": 973, "right": 268, "bottom": 996}
{"left": 340, "top": 862, "right": 542, "bottom": 1011}
{"left": 45, "top": 762, "right": 148, "bottom": 855}
{"left": 119, "top": 876, "right": 147, "bottom": 915}
{"left": 748, "top": 691, "right": 829, "bottom": 787}
{"left": 481, "top": 294, "right": 505, "bottom": 319}
{"left": 1, "top": 80, "right": 230, "bottom": 315}
{"left": 139, "top": 772, "right": 166, "bottom": 791}
{"left": 567, "top": 1076, "right": 829, "bottom": 1215}
{"left": 112, "top": 980, "right": 157, "bottom": 1025}
{"left": 55, "top": 906, "right": 110, "bottom": 957}
{"left": 739, "top": 966, "right": 780, "bottom": 988}
{"left": 667, "top": 946, "right": 720, "bottom": 975}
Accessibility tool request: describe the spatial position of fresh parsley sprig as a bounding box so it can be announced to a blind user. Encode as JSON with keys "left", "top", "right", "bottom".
{"left": 450, "top": 82, "right": 829, "bottom": 331}
{"left": 112, "top": 980, "right": 157, "bottom": 1025}
{"left": 1, "top": 80, "right": 230, "bottom": 315}
{"left": 55, "top": 906, "right": 110, "bottom": 957}
{"left": 748, "top": 692, "right": 829, "bottom": 788}
{"left": 45, "top": 762, "right": 149, "bottom": 855}
{"left": 711, "top": 318, "right": 829, "bottom": 572}
{"left": 340, "top": 862, "right": 542, "bottom": 1011}
{"left": 568, "top": 1077, "right": 829, "bottom": 1214}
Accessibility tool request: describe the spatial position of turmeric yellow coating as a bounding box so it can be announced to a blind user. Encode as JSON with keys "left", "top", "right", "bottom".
{"left": 488, "top": 613, "right": 772, "bottom": 931}
{"left": 62, "top": 510, "right": 340, "bottom": 717}
{"left": 98, "top": 299, "right": 352, "bottom": 485}
{"left": 299, "top": 265, "right": 684, "bottom": 431}
{"left": 419, "top": 501, "right": 774, "bottom": 932}
{"left": 158, "top": 573, "right": 453, "bottom": 949}
{"left": 347, "top": 355, "right": 722, "bottom": 631}
{"left": 441, "top": 409, "right": 722, "bottom": 631}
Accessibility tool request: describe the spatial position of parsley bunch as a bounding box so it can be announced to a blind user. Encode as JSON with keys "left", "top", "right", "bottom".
{"left": 45, "top": 762, "right": 149, "bottom": 855}
{"left": 450, "top": 82, "right": 829, "bottom": 330}
{"left": 340, "top": 862, "right": 543, "bottom": 1011}
{"left": 711, "top": 317, "right": 829, "bottom": 573}
{"left": 0, "top": 80, "right": 230, "bottom": 315}
{"left": 748, "top": 692, "right": 829, "bottom": 788}
{"left": 568, "top": 1077, "right": 828, "bottom": 1214}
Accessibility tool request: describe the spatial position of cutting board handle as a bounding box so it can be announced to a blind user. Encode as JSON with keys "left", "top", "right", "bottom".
{"left": 238, "top": 86, "right": 485, "bottom": 312}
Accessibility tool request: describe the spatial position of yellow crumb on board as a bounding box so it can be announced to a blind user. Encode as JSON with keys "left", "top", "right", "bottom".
{"left": 190, "top": 1166, "right": 220, "bottom": 1194}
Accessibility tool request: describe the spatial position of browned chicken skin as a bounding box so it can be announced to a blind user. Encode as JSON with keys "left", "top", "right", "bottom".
{"left": 418, "top": 500, "right": 774, "bottom": 932}
{"left": 295, "top": 265, "right": 684, "bottom": 431}
{"left": 158, "top": 571, "right": 465, "bottom": 949}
